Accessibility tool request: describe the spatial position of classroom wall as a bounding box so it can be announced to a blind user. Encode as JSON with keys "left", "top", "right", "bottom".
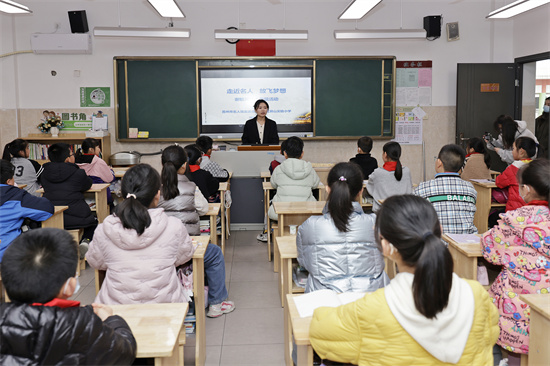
{"left": 0, "top": 1, "right": 546, "bottom": 182}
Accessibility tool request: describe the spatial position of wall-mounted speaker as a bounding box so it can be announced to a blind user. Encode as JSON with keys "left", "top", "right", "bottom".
{"left": 423, "top": 15, "right": 441, "bottom": 40}
{"left": 68, "top": 10, "right": 89, "bottom": 33}
{"left": 446, "top": 22, "right": 460, "bottom": 41}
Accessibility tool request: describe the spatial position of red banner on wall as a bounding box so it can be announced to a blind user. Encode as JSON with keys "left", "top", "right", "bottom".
{"left": 236, "top": 40, "right": 276, "bottom": 56}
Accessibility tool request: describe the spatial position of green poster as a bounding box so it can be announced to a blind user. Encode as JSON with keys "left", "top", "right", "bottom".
{"left": 80, "top": 87, "right": 110, "bottom": 107}
{"left": 62, "top": 120, "right": 92, "bottom": 131}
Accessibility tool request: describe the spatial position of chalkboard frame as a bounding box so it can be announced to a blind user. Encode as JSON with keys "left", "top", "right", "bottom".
{"left": 114, "top": 56, "right": 395, "bottom": 142}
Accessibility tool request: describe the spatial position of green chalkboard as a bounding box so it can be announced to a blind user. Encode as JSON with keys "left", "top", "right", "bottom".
{"left": 116, "top": 59, "right": 197, "bottom": 139}
{"left": 115, "top": 57, "right": 394, "bottom": 141}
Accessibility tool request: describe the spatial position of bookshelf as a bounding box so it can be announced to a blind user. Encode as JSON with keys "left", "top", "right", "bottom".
{"left": 25, "top": 133, "right": 111, "bottom": 165}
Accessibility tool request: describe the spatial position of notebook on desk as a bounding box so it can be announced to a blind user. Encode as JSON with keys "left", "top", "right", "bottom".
{"left": 293, "top": 289, "right": 365, "bottom": 318}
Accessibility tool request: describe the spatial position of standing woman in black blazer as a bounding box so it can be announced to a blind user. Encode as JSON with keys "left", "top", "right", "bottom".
{"left": 241, "top": 99, "right": 280, "bottom": 145}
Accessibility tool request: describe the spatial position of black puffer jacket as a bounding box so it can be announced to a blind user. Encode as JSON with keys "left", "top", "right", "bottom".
{"left": 40, "top": 162, "right": 95, "bottom": 229}
{"left": 0, "top": 303, "right": 137, "bottom": 365}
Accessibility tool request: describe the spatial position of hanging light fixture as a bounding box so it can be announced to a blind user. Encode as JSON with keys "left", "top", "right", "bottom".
{"left": 486, "top": 0, "right": 550, "bottom": 19}
{"left": 147, "top": 0, "right": 185, "bottom": 18}
{"left": 0, "top": 0, "right": 32, "bottom": 14}
{"left": 338, "top": 0, "right": 383, "bottom": 20}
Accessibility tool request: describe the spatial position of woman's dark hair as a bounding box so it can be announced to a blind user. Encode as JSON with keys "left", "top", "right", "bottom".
{"left": 75, "top": 138, "right": 100, "bottom": 159}
{"left": 518, "top": 158, "right": 550, "bottom": 208}
{"left": 514, "top": 136, "right": 537, "bottom": 159}
{"left": 383, "top": 141, "right": 403, "bottom": 181}
{"left": 254, "top": 99, "right": 269, "bottom": 110}
{"left": 327, "top": 162, "right": 364, "bottom": 232}
{"left": 115, "top": 164, "right": 161, "bottom": 235}
{"left": 493, "top": 115, "right": 518, "bottom": 149}
{"left": 161, "top": 145, "right": 187, "bottom": 200}
{"left": 3, "top": 139, "right": 28, "bottom": 160}
{"left": 467, "top": 137, "right": 491, "bottom": 169}
{"left": 184, "top": 144, "right": 202, "bottom": 165}
{"left": 195, "top": 135, "right": 213, "bottom": 154}
{"left": 375, "top": 195, "right": 453, "bottom": 319}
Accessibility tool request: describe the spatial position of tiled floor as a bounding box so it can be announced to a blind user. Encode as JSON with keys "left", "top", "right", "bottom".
{"left": 73, "top": 230, "right": 284, "bottom": 366}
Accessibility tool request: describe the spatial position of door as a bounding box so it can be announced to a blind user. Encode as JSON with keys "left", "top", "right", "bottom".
{"left": 456, "top": 63, "right": 516, "bottom": 172}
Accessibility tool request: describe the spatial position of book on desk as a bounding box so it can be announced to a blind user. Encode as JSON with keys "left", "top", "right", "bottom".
{"left": 294, "top": 289, "right": 365, "bottom": 318}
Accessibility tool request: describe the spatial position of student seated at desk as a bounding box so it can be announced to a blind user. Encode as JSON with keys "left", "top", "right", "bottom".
{"left": 196, "top": 135, "right": 229, "bottom": 182}
{"left": 495, "top": 137, "right": 537, "bottom": 213}
{"left": 268, "top": 139, "right": 287, "bottom": 174}
{"left": 267, "top": 136, "right": 320, "bottom": 222}
{"left": 0, "top": 160, "right": 54, "bottom": 262}
{"left": 481, "top": 159, "right": 550, "bottom": 362}
{"left": 414, "top": 144, "right": 477, "bottom": 234}
{"left": 158, "top": 145, "right": 208, "bottom": 236}
{"left": 3, "top": 138, "right": 43, "bottom": 197}
{"left": 86, "top": 164, "right": 234, "bottom": 318}
{"left": 461, "top": 137, "right": 492, "bottom": 181}
{"left": 367, "top": 141, "right": 412, "bottom": 212}
{"left": 297, "top": 162, "right": 388, "bottom": 293}
{"left": 41, "top": 143, "right": 97, "bottom": 254}
{"left": 349, "top": 136, "right": 378, "bottom": 180}
{"left": 0, "top": 228, "right": 137, "bottom": 365}
{"left": 309, "top": 195, "right": 499, "bottom": 366}
{"left": 184, "top": 145, "right": 220, "bottom": 201}
{"left": 75, "top": 138, "right": 115, "bottom": 205}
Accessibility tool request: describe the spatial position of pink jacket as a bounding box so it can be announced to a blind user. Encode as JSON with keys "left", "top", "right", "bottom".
{"left": 77, "top": 155, "right": 114, "bottom": 183}
{"left": 87, "top": 208, "right": 195, "bottom": 305}
{"left": 481, "top": 203, "right": 550, "bottom": 354}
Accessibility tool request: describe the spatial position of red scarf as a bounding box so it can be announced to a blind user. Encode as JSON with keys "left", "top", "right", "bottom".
{"left": 383, "top": 161, "right": 397, "bottom": 172}
{"left": 204, "top": 154, "right": 211, "bottom": 159}
{"left": 189, "top": 164, "right": 201, "bottom": 173}
{"left": 32, "top": 298, "right": 81, "bottom": 308}
{"left": 465, "top": 152, "right": 481, "bottom": 158}
{"left": 528, "top": 200, "right": 549, "bottom": 207}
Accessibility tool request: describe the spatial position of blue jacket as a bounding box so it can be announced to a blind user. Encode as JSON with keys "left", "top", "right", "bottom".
{"left": 0, "top": 184, "right": 54, "bottom": 261}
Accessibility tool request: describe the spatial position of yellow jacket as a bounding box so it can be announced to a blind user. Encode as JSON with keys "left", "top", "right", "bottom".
{"left": 310, "top": 278, "right": 499, "bottom": 366}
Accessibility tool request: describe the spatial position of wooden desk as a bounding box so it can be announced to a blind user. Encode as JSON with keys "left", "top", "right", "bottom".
{"left": 17, "top": 184, "right": 27, "bottom": 189}
{"left": 206, "top": 203, "right": 221, "bottom": 246}
{"left": 219, "top": 182, "right": 229, "bottom": 255}
{"left": 111, "top": 302, "right": 188, "bottom": 366}
{"left": 285, "top": 294, "right": 313, "bottom": 366}
{"left": 41, "top": 206, "right": 68, "bottom": 229}
{"left": 273, "top": 201, "right": 325, "bottom": 272}
{"left": 443, "top": 234, "right": 483, "bottom": 282}
{"left": 276, "top": 236, "right": 304, "bottom": 307}
{"left": 520, "top": 294, "right": 550, "bottom": 366}
{"left": 490, "top": 170, "right": 501, "bottom": 179}
{"left": 261, "top": 171, "right": 271, "bottom": 182}
{"left": 470, "top": 180, "right": 505, "bottom": 233}
{"left": 94, "top": 236, "right": 208, "bottom": 366}
{"left": 112, "top": 167, "right": 129, "bottom": 178}
{"left": 37, "top": 183, "right": 110, "bottom": 224}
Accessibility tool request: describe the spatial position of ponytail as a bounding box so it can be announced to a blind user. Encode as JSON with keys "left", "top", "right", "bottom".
{"left": 383, "top": 141, "right": 403, "bottom": 181}
{"left": 326, "top": 162, "right": 364, "bottom": 232}
{"left": 3, "top": 139, "right": 28, "bottom": 160}
{"left": 114, "top": 164, "right": 160, "bottom": 235}
{"left": 160, "top": 145, "right": 187, "bottom": 201}
{"left": 375, "top": 195, "right": 453, "bottom": 319}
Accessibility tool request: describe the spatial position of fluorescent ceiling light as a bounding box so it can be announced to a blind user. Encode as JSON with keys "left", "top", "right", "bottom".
{"left": 0, "top": 0, "right": 31, "bottom": 13}
{"left": 487, "top": 0, "right": 550, "bottom": 19}
{"left": 147, "top": 0, "right": 184, "bottom": 18}
{"left": 93, "top": 27, "right": 190, "bottom": 38}
{"left": 339, "top": 0, "right": 382, "bottom": 20}
{"left": 214, "top": 29, "right": 308, "bottom": 40}
{"left": 334, "top": 29, "right": 427, "bottom": 39}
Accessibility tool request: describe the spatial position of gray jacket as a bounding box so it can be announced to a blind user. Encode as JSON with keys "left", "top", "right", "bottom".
{"left": 158, "top": 175, "right": 200, "bottom": 235}
{"left": 296, "top": 202, "right": 390, "bottom": 293}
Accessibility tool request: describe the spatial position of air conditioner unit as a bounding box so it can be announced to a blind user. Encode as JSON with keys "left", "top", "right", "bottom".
{"left": 30, "top": 33, "right": 92, "bottom": 54}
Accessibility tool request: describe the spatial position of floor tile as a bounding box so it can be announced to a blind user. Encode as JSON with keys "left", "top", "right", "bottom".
{"left": 78, "top": 265, "right": 95, "bottom": 287}
{"left": 228, "top": 281, "right": 281, "bottom": 309}
{"left": 204, "top": 313, "right": 226, "bottom": 346}
{"left": 222, "top": 307, "right": 284, "bottom": 345}
{"left": 230, "top": 260, "right": 278, "bottom": 282}
{"left": 72, "top": 283, "right": 96, "bottom": 305}
{"left": 184, "top": 346, "right": 222, "bottom": 366}
{"left": 232, "top": 242, "right": 270, "bottom": 262}
{"left": 231, "top": 230, "right": 264, "bottom": 247}
{"left": 220, "top": 344, "right": 285, "bottom": 366}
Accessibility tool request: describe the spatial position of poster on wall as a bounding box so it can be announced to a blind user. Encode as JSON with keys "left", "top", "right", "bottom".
{"left": 80, "top": 87, "right": 110, "bottom": 107}
{"left": 396, "top": 61, "right": 432, "bottom": 107}
{"left": 394, "top": 107, "right": 423, "bottom": 145}
{"left": 60, "top": 112, "right": 92, "bottom": 131}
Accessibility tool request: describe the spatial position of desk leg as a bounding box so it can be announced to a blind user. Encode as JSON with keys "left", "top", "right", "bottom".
{"left": 296, "top": 344, "right": 313, "bottom": 366}
{"left": 284, "top": 296, "right": 293, "bottom": 366}
{"left": 281, "top": 258, "right": 292, "bottom": 308}
{"left": 473, "top": 185, "right": 491, "bottom": 233}
{"left": 95, "top": 270, "right": 106, "bottom": 295}
{"left": 95, "top": 190, "right": 109, "bottom": 224}
{"left": 527, "top": 309, "right": 549, "bottom": 366}
{"left": 154, "top": 339, "right": 180, "bottom": 366}
{"left": 220, "top": 191, "right": 226, "bottom": 256}
{"left": 274, "top": 215, "right": 284, "bottom": 273}
{"left": 193, "top": 255, "right": 206, "bottom": 366}
{"left": 448, "top": 246, "right": 477, "bottom": 280}
{"left": 210, "top": 215, "right": 217, "bottom": 246}
{"left": 267, "top": 218, "right": 272, "bottom": 262}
